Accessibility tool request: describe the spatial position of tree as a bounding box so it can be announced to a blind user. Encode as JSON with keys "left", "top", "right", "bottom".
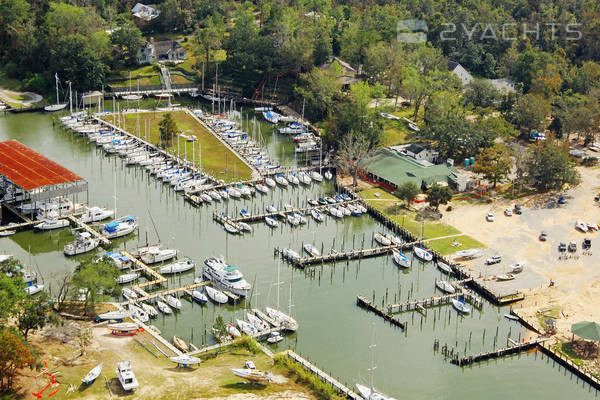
{"left": 472, "top": 143, "right": 513, "bottom": 188}
{"left": 0, "top": 328, "right": 33, "bottom": 391}
{"left": 294, "top": 63, "right": 342, "bottom": 121}
{"left": 71, "top": 258, "right": 119, "bottom": 315}
{"left": 195, "top": 15, "right": 225, "bottom": 90}
{"left": 0, "top": 270, "right": 26, "bottom": 322}
{"left": 335, "top": 132, "right": 373, "bottom": 189}
{"left": 110, "top": 22, "right": 144, "bottom": 66}
{"left": 77, "top": 326, "right": 92, "bottom": 356}
{"left": 396, "top": 182, "right": 420, "bottom": 207}
{"left": 464, "top": 79, "right": 501, "bottom": 108}
{"left": 55, "top": 272, "right": 72, "bottom": 312}
{"left": 554, "top": 95, "right": 600, "bottom": 144}
{"left": 511, "top": 94, "right": 550, "bottom": 133}
{"left": 17, "top": 294, "right": 53, "bottom": 339}
{"left": 526, "top": 141, "right": 581, "bottom": 192}
{"left": 427, "top": 184, "right": 453, "bottom": 210}
{"left": 158, "top": 113, "right": 178, "bottom": 148}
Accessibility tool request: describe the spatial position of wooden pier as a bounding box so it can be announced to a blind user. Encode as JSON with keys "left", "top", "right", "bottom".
{"left": 285, "top": 351, "right": 361, "bottom": 400}
{"left": 224, "top": 200, "right": 360, "bottom": 224}
{"left": 252, "top": 309, "right": 280, "bottom": 328}
{"left": 120, "top": 281, "right": 211, "bottom": 306}
{"left": 451, "top": 338, "right": 548, "bottom": 366}
{"left": 386, "top": 290, "right": 484, "bottom": 314}
{"left": 185, "top": 327, "right": 283, "bottom": 357}
{"left": 67, "top": 215, "right": 111, "bottom": 245}
{"left": 211, "top": 212, "right": 244, "bottom": 231}
{"left": 538, "top": 340, "right": 600, "bottom": 391}
{"left": 356, "top": 295, "right": 406, "bottom": 329}
{"left": 121, "top": 250, "right": 167, "bottom": 289}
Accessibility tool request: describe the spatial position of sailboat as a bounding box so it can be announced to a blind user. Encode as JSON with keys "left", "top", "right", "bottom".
{"left": 356, "top": 326, "right": 397, "bottom": 400}
{"left": 81, "top": 363, "right": 103, "bottom": 385}
{"left": 44, "top": 73, "right": 67, "bottom": 112}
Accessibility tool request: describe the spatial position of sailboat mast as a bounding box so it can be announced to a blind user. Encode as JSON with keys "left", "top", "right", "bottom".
{"left": 276, "top": 257, "right": 280, "bottom": 309}
{"left": 369, "top": 325, "right": 376, "bottom": 394}
{"left": 113, "top": 170, "right": 117, "bottom": 217}
{"left": 55, "top": 73, "right": 59, "bottom": 105}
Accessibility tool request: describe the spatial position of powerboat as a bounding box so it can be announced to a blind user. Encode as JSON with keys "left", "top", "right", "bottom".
{"left": 205, "top": 286, "right": 228, "bottom": 304}
{"left": 510, "top": 262, "right": 525, "bottom": 273}
{"left": 105, "top": 252, "right": 132, "bottom": 269}
{"left": 34, "top": 219, "right": 69, "bottom": 230}
{"left": 435, "top": 280, "right": 456, "bottom": 294}
{"left": 283, "top": 248, "right": 300, "bottom": 260}
{"left": 497, "top": 273, "right": 515, "bottom": 281}
{"left": 303, "top": 243, "right": 320, "bottom": 257}
{"left": 266, "top": 331, "right": 284, "bottom": 344}
{"left": 231, "top": 368, "right": 273, "bottom": 383}
{"left": 413, "top": 246, "right": 433, "bottom": 262}
{"left": 115, "top": 361, "right": 139, "bottom": 391}
{"left": 454, "top": 249, "right": 483, "bottom": 259}
{"left": 391, "top": 249, "right": 410, "bottom": 268}
{"left": 159, "top": 258, "right": 195, "bottom": 274}
{"left": 24, "top": 284, "right": 44, "bottom": 295}
{"left": 203, "top": 257, "right": 252, "bottom": 296}
{"left": 64, "top": 232, "right": 99, "bottom": 256}
{"left": 140, "top": 247, "right": 177, "bottom": 264}
{"left": 79, "top": 206, "right": 114, "bottom": 223}
{"left": 81, "top": 363, "right": 103, "bottom": 385}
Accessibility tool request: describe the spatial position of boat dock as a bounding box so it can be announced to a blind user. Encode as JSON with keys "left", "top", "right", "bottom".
{"left": 285, "top": 350, "right": 361, "bottom": 400}
{"left": 121, "top": 250, "right": 167, "bottom": 289}
{"left": 67, "top": 215, "right": 111, "bottom": 245}
{"left": 121, "top": 281, "right": 210, "bottom": 306}
{"left": 252, "top": 308, "right": 280, "bottom": 328}
{"left": 212, "top": 212, "right": 244, "bottom": 232}
{"left": 450, "top": 338, "right": 548, "bottom": 366}
{"left": 356, "top": 295, "right": 406, "bottom": 329}
{"left": 386, "top": 290, "right": 484, "bottom": 314}
{"left": 223, "top": 200, "right": 360, "bottom": 224}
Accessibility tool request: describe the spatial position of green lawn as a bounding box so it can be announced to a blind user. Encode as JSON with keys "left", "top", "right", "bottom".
{"left": 358, "top": 187, "right": 485, "bottom": 255}
{"left": 377, "top": 107, "right": 421, "bottom": 147}
{"left": 105, "top": 111, "right": 252, "bottom": 181}
{"left": 108, "top": 65, "right": 162, "bottom": 87}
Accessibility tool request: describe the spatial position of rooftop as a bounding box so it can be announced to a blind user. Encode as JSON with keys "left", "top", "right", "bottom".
{"left": 0, "top": 140, "right": 84, "bottom": 191}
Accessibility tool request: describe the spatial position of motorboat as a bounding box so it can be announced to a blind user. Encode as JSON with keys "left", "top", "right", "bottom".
{"left": 115, "top": 361, "right": 139, "bottom": 391}
{"left": 81, "top": 363, "right": 103, "bottom": 385}
{"left": 192, "top": 289, "right": 208, "bottom": 303}
{"left": 165, "top": 295, "right": 182, "bottom": 309}
{"left": 79, "top": 206, "right": 114, "bottom": 223}
{"left": 413, "top": 246, "right": 433, "bottom": 262}
{"left": 266, "top": 331, "right": 284, "bottom": 344}
{"left": 435, "top": 280, "right": 456, "bottom": 294}
{"left": 392, "top": 249, "right": 410, "bottom": 268}
{"left": 454, "top": 249, "right": 483, "bottom": 259}
{"left": 265, "top": 216, "right": 278, "bottom": 227}
{"left": 265, "top": 307, "right": 298, "bottom": 331}
{"left": 246, "top": 312, "right": 269, "bottom": 332}
{"left": 0, "top": 229, "right": 16, "bottom": 237}
{"left": 115, "top": 272, "right": 140, "bottom": 284}
{"left": 108, "top": 322, "right": 139, "bottom": 336}
{"left": 0, "top": 254, "right": 12, "bottom": 262}
{"left": 283, "top": 248, "right": 300, "bottom": 260}
{"left": 172, "top": 336, "right": 189, "bottom": 352}
{"left": 311, "top": 209, "right": 325, "bottom": 222}
{"left": 24, "top": 284, "right": 44, "bottom": 295}
{"left": 262, "top": 110, "right": 281, "bottom": 124}
{"left": 324, "top": 171, "right": 333, "bottom": 180}
{"left": 227, "top": 323, "right": 242, "bottom": 338}
{"left": 374, "top": 233, "right": 392, "bottom": 246}
{"left": 303, "top": 243, "right": 321, "bottom": 257}
{"left": 575, "top": 220, "right": 589, "bottom": 232}
{"left": 100, "top": 216, "right": 137, "bottom": 239}
{"left": 437, "top": 261, "right": 453, "bottom": 274}
{"left": 236, "top": 319, "right": 257, "bottom": 336}
{"left": 157, "top": 300, "right": 172, "bottom": 314}
{"left": 231, "top": 368, "right": 273, "bottom": 383}
{"left": 170, "top": 355, "right": 202, "bottom": 366}
{"left": 64, "top": 232, "right": 99, "bottom": 256}
{"left": 510, "top": 262, "right": 525, "bottom": 273}
{"left": 205, "top": 286, "right": 228, "bottom": 303}
{"left": 497, "top": 273, "right": 515, "bottom": 281}
{"left": 21, "top": 270, "right": 37, "bottom": 283}
{"left": 140, "top": 247, "right": 177, "bottom": 264}
{"left": 452, "top": 298, "right": 471, "bottom": 314}
{"left": 34, "top": 219, "right": 69, "bottom": 230}
{"left": 105, "top": 252, "right": 132, "bottom": 269}
{"left": 159, "top": 258, "right": 195, "bottom": 274}
{"left": 203, "top": 257, "right": 252, "bottom": 296}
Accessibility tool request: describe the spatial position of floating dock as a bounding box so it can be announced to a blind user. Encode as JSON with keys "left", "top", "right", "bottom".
{"left": 120, "top": 281, "right": 210, "bottom": 306}
{"left": 223, "top": 200, "right": 360, "bottom": 224}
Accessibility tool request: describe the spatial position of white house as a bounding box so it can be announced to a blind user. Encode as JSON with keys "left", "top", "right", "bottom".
{"left": 448, "top": 61, "right": 473, "bottom": 86}
{"left": 132, "top": 3, "right": 160, "bottom": 21}
{"left": 138, "top": 39, "right": 187, "bottom": 64}
{"left": 393, "top": 143, "right": 440, "bottom": 164}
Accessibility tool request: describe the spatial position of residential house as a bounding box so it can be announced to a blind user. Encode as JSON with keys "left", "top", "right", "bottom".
{"left": 448, "top": 61, "right": 473, "bottom": 86}
{"left": 319, "top": 56, "right": 359, "bottom": 88}
{"left": 138, "top": 39, "right": 187, "bottom": 64}
{"left": 393, "top": 143, "right": 440, "bottom": 164}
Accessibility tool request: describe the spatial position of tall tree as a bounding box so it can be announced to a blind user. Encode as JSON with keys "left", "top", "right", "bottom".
{"left": 464, "top": 79, "right": 501, "bottom": 108}
{"left": 294, "top": 62, "right": 342, "bottom": 121}
{"left": 511, "top": 93, "right": 551, "bottom": 133}
{"left": 71, "top": 258, "right": 119, "bottom": 315}
{"left": 526, "top": 141, "right": 581, "bottom": 191}
{"left": 0, "top": 328, "right": 33, "bottom": 391}
{"left": 396, "top": 182, "right": 420, "bottom": 207}
{"left": 472, "top": 143, "right": 513, "bottom": 188}
{"left": 158, "top": 113, "right": 178, "bottom": 148}
{"left": 427, "top": 183, "right": 453, "bottom": 210}
{"left": 17, "top": 294, "right": 54, "bottom": 339}
{"left": 195, "top": 15, "right": 225, "bottom": 90}
{"left": 110, "top": 22, "right": 144, "bottom": 66}
{"left": 335, "top": 132, "right": 373, "bottom": 189}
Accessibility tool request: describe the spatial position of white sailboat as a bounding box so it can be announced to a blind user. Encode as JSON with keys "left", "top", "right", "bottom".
{"left": 374, "top": 233, "right": 392, "bottom": 246}
{"left": 44, "top": 73, "right": 68, "bottom": 112}
{"left": 435, "top": 280, "right": 456, "bottom": 294}
{"left": 391, "top": 249, "right": 410, "bottom": 268}
{"left": 413, "top": 246, "right": 433, "bottom": 262}
{"left": 115, "top": 272, "right": 140, "bottom": 284}
{"left": 159, "top": 258, "right": 195, "bottom": 274}
{"left": 205, "top": 286, "right": 228, "bottom": 304}
{"left": 81, "top": 363, "right": 103, "bottom": 385}
{"left": 356, "top": 326, "right": 397, "bottom": 400}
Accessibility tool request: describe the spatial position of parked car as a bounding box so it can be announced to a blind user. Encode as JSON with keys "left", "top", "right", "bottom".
{"left": 504, "top": 208, "right": 513, "bottom": 216}
{"left": 583, "top": 238, "right": 592, "bottom": 249}
{"left": 486, "top": 213, "right": 495, "bottom": 222}
{"left": 539, "top": 231, "right": 548, "bottom": 241}
{"left": 558, "top": 242, "right": 567, "bottom": 252}
{"left": 485, "top": 255, "right": 502, "bottom": 265}
{"left": 514, "top": 204, "right": 522, "bottom": 214}
{"left": 558, "top": 196, "right": 566, "bottom": 204}
{"left": 568, "top": 241, "right": 577, "bottom": 252}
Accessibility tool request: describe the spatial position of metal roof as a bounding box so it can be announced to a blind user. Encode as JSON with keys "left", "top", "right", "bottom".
{"left": 0, "top": 140, "right": 83, "bottom": 191}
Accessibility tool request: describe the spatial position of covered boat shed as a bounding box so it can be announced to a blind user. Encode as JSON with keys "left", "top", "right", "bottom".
{"left": 0, "top": 140, "right": 87, "bottom": 213}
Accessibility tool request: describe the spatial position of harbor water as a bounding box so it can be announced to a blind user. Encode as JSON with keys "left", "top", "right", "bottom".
{"left": 0, "top": 111, "right": 596, "bottom": 399}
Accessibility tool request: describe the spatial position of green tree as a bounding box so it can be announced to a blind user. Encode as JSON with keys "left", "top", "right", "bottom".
{"left": 526, "top": 141, "right": 581, "bottom": 192}
{"left": 71, "top": 258, "right": 119, "bottom": 315}
{"left": 472, "top": 143, "right": 513, "bottom": 188}
{"left": 195, "top": 15, "right": 225, "bottom": 90}
{"left": 0, "top": 270, "right": 26, "bottom": 322}
{"left": 464, "top": 79, "right": 502, "bottom": 108}
{"left": 0, "top": 328, "right": 33, "bottom": 391}
{"left": 427, "top": 183, "right": 453, "bottom": 210}
{"left": 17, "top": 294, "right": 53, "bottom": 339}
{"left": 158, "top": 113, "right": 178, "bottom": 147}
{"left": 295, "top": 63, "right": 342, "bottom": 121}
{"left": 511, "top": 94, "right": 550, "bottom": 133}
{"left": 110, "top": 22, "right": 144, "bottom": 66}
{"left": 396, "top": 182, "right": 420, "bottom": 207}
{"left": 554, "top": 95, "right": 600, "bottom": 144}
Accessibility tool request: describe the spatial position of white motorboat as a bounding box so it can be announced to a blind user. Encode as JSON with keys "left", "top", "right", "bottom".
{"left": 452, "top": 298, "right": 471, "bottom": 314}
{"left": 275, "top": 174, "right": 288, "bottom": 186}
{"left": 262, "top": 110, "right": 281, "bottom": 124}
{"left": 392, "top": 249, "right": 410, "bottom": 268}
{"left": 165, "top": 295, "right": 182, "bottom": 309}
{"left": 413, "top": 246, "right": 433, "bottom": 262}
{"left": 264, "top": 177, "right": 276, "bottom": 187}
{"left": 497, "top": 273, "right": 515, "bottom": 281}
{"left": 116, "top": 361, "right": 139, "bottom": 391}
{"left": 455, "top": 249, "right": 483, "bottom": 259}
{"left": 265, "top": 216, "right": 278, "bottom": 227}
{"left": 310, "top": 171, "right": 323, "bottom": 182}
{"left": 374, "top": 233, "right": 392, "bottom": 246}
{"left": 82, "top": 363, "right": 103, "bottom": 385}
{"left": 435, "top": 280, "right": 456, "bottom": 294}
{"left": 105, "top": 252, "right": 132, "bottom": 269}
{"left": 227, "top": 323, "right": 241, "bottom": 338}
{"left": 0, "top": 229, "right": 16, "bottom": 237}
{"left": 231, "top": 368, "right": 273, "bottom": 383}
{"left": 437, "top": 261, "right": 453, "bottom": 274}
{"left": 64, "top": 232, "right": 99, "bottom": 256}
{"left": 203, "top": 257, "right": 252, "bottom": 296}
{"left": 139, "top": 302, "right": 158, "bottom": 318}
{"left": 192, "top": 289, "right": 208, "bottom": 303}
{"left": 265, "top": 307, "right": 298, "bottom": 332}
{"left": 0, "top": 254, "right": 13, "bottom": 262}
{"left": 122, "top": 287, "right": 137, "bottom": 300}
{"left": 101, "top": 216, "right": 137, "bottom": 239}
{"left": 24, "top": 284, "right": 44, "bottom": 295}
{"left": 576, "top": 220, "right": 589, "bottom": 232}
{"left": 34, "top": 219, "right": 69, "bottom": 230}
{"left": 324, "top": 171, "right": 333, "bottom": 180}
{"left": 159, "top": 258, "right": 195, "bottom": 274}
{"left": 140, "top": 247, "right": 177, "bottom": 264}
{"left": 205, "top": 286, "right": 228, "bottom": 303}
{"left": 266, "top": 331, "right": 284, "bottom": 344}
{"left": 510, "top": 262, "right": 525, "bottom": 273}
{"left": 303, "top": 243, "right": 320, "bottom": 257}
{"left": 246, "top": 312, "right": 269, "bottom": 332}
{"left": 283, "top": 248, "right": 300, "bottom": 260}
{"left": 22, "top": 270, "right": 37, "bottom": 283}
{"left": 169, "top": 355, "right": 202, "bottom": 366}
{"left": 79, "top": 206, "right": 114, "bottom": 223}
{"left": 96, "top": 310, "right": 132, "bottom": 321}
{"left": 115, "top": 272, "right": 140, "bottom": 284}
{"left": 157, "top": 300, "right": 172, "bottom": 314}
{"left": 236, "top": 319, "right": 257, "bottom": 336}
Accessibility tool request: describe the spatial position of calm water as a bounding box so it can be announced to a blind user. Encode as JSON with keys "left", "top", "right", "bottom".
{"left": 0, "top": 111, "right": 596, "bottom": 399}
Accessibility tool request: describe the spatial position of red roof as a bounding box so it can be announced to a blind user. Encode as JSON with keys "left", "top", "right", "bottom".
{"left": 0, "top": 140, "right": 83, "bottom": 191}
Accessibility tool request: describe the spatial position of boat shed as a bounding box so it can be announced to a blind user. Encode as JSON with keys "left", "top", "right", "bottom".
{"left": 359, "top": 147, "right": 467, "bottom": 191}
{"left": 0, "top": 140, "right": 88, "bottom": 205}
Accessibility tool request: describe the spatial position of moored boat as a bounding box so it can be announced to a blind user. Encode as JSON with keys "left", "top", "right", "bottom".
{"left": 413, "top": 246, "right": 433, "bottom": 262}
{"left": 435, "top": 280, "right": 456, "bottom": 294}
{"left": 392, "top": 249, "right": 410, "bottom": 268}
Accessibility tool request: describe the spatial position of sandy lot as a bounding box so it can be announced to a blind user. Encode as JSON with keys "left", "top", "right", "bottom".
{"left": 442, "top": 167, "right": 600, "bottom": 336}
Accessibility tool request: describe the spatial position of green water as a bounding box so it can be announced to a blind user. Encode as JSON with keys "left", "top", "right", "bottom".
{"left": 0, "top": 111, "right": 596, "bottom": 399}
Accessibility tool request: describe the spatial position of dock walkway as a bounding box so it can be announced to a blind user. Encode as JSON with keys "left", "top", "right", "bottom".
{"left": 356, "top": 295, "right": 406, "bottom": 329}
{"left": 121, "top": 250, "right": 167, "bottom": 289}
{"left": 226, "top": 200, "right": 360, "bottom": 224}
{"left": 451, "top": 338, "right": 548, "bottom": 366}
{"left": 386, "top": 290, "right": 484, "bottom": 313}
{"left": 121, "top": 281, "right": 210, "bottom": 306}
{"left": 67, "top": 215, "right": 111, "bottom": 245}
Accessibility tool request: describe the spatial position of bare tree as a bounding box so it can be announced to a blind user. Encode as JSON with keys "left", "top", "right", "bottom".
{"left": 335, "top": 131, "right": 372, "bottom": 189}
{"left": 55, "top": 272, "right": 72, "bottom": 312}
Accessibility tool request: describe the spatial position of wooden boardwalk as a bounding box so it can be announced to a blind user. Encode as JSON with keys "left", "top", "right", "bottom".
{"left": 356, "top": 295, "right": 406, "bottom": 329}
{"left": 225, "top": 200, "right": 360, "bottom": 224}
{"left": 538, "top": 340, "right": 600, "bottom": 391}
{"left": 212, "top": 212, "right": 244, "bottom": 231}
{"left": 67, "top": 215, "right": 111, "bottom": 245}
{"left": 285, "top": 350, "right": 361, "bottom": 400}
{"left": 121, "top": 250, "right": 167, "bottom": 289}
{"left": 121, "top": 281, "right": 210, "bottom": 306}
{"left": 386, "top": 290, "right": 484, "bottom": 313}
{"left": 451, "top": 338, "right": 548, "bottom": 366}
